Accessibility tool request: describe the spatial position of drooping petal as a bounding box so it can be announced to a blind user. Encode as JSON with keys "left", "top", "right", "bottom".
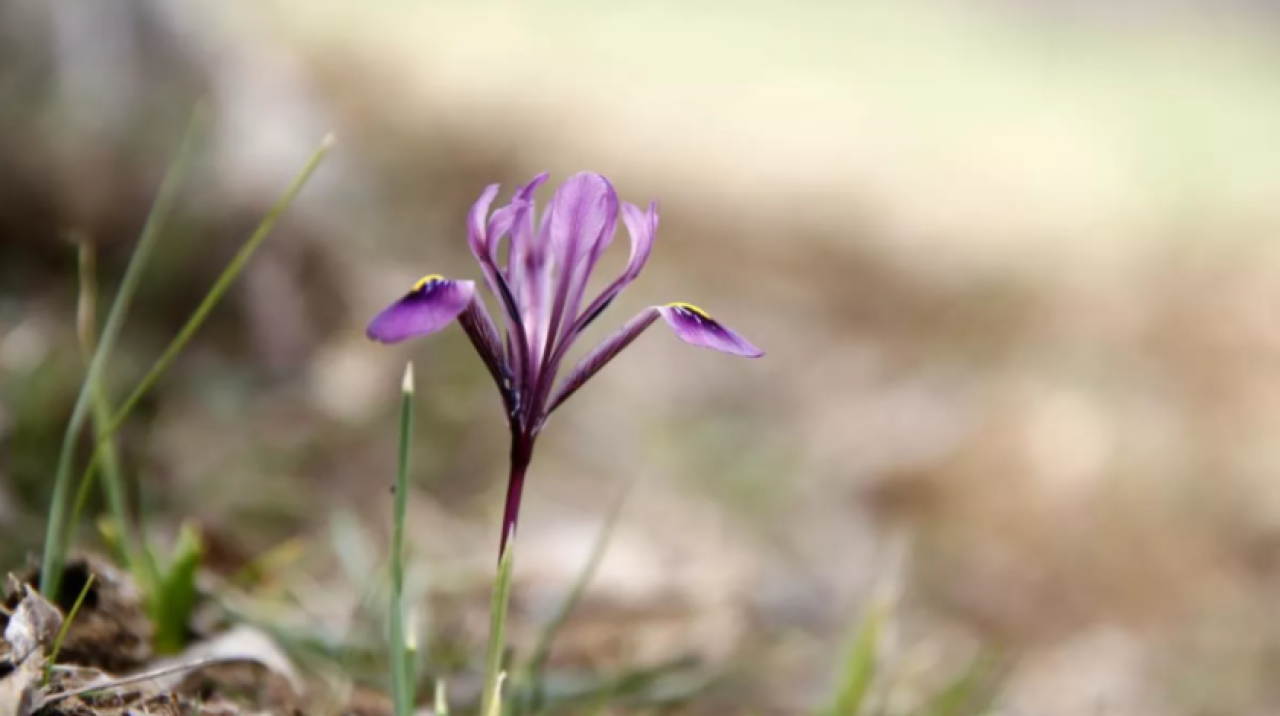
{"left": 545, "top": 307, "right": 660, "bottom": 415}
{"left": 572, "top": 200, "right": 658, "bottom": 334}
{"left": 366, "top": 276, "right": 476, "bottom": 344}
{"left": 657, "top": 303, "right": 763, "bottom": 357}
{"left": 543, "top": 173, "right": 619, "bottom": 361}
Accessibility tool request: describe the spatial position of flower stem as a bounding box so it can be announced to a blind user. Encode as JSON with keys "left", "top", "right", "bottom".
{"left": 499, "top": 431, "right": 534, "bottom": 562}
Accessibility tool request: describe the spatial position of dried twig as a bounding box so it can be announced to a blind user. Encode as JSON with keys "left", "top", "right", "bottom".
{"left": 38, "top": 657, "right": 244, "bottom": 706}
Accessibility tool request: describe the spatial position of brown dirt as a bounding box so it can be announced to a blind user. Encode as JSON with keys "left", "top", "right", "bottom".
{"left": 5, "top": 557, "right": 153, "bottom": 675}
{"left": 0, "top": 556, "right": 385, "bottom": 716}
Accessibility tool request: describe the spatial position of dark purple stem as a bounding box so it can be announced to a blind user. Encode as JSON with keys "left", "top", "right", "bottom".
{"left": 499, "top": 429, "right": 536, "bottom": 562}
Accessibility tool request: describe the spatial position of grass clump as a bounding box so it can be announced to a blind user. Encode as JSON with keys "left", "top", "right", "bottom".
{"left": 39, "top": 102, "right": 333, "bottom": 656}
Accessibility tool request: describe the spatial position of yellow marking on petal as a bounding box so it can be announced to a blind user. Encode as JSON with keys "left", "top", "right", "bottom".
{"left": 413, "top": 274, "right": 445, "bottom": 291}
{"left": 668, "top": 302, "right": 711, "bottom": 318}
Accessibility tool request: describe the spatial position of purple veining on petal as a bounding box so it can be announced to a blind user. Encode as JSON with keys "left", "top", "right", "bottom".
{"left": 542, "top": 173, "right": 619, "bottom": 365}
{"left": 366, "top": 277, "right": 476, "bottom": 344}
{"left": 656, "top": 304, "right": 764, "bottom": 357}
{"left": 561, "top": 179, "right": 619, "bottom": 343}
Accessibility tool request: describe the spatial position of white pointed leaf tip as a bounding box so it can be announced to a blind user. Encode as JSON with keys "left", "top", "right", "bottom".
{"left": 485, "top": 672, "right": 507, "bottom": 716}
{"left": 434, "top": 679, "right": 449, "bottom": 713}
{"left": 402, "top": 362, "right": 415, "bottom": 393}
{"left": 405, "top": 607, "right": 420, "bottom": 651}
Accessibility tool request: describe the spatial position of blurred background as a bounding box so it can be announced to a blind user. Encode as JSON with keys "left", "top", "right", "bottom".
{"left": 4, "top": 0, "right": 1280, "bottom": 713}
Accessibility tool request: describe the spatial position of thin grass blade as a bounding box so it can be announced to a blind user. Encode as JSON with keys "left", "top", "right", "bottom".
{"left": 66, "top": 133, "right": 335, "bottom": 561}
{"left": 40, "top": 104, "right": 207, "bottom": 600}
{"left": 823, "top": 597, "right": 888, "bottom": 716}
{"left": 912, "top": 652, "right": 1004, "bottom": 716}
{"left": 43, "top": 573, "right": 96, "bottom": 685}
{"left": 434, "top": 679, "right": 449, "bottom": 716}
{"left": 390, "top": 363, "right": 416, "bottom": 716}
{"left": 74, "top": 239, "right": 136, "bottom": 575}
{"left": 482, "top": 530, "right": 517, "bottom": 716}
{"left": 486, "top": 672, "right": 508, "bottom": 716}
{"left": 522, "top": 486, "right": 630, "bottom": 714}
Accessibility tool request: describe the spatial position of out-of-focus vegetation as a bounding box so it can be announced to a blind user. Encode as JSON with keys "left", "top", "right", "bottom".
{"left": 5, "top": 0, "right": 1280, "bottom": 713}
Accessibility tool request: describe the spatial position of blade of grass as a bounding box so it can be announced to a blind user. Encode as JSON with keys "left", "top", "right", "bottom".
{"left": 152, "top": 520, "right": 203, "bottom": 654}
{"left": 43, "top": 573, "right": 96, "bottom": 685}
{"left": 65, "top": 132, "right": 335, "bottom": 555}
{"left": 40, "top": 104, "right": 207, "bottom": 600}
{"left": 74, "top": 238, "right": 135, "bottom": 574}
{"left": 486, "top": 672, "right": 508, "bottom": 716}
{"left": 517, "top": 656, "right": 714, "bottom": 713}
{"left": 434, "top": 679, "right": 449, "bottom": 716}
{"left": 912, "top": 652, "right": 1004, "bottom": 716}
{"left": 823, "top": 597, "right": 888, "bottom": 716}
{"left": 390, "top": 363, "right": 415, "bottom": 716}
{"left": 481, "top": 530, "right": 517, "bottom": 716}
{"left": 522, "top": 486, "right": 630, "bottom": 715}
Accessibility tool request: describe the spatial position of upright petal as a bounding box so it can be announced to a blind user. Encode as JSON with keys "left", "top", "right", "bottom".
{"left": 467, "top": 184, "right": 502, "bottom": 261}
{"left": 466, "top": 183, "right": 525, "bottom": 335}
{"left": 366, "top": 276, "right": 476, "bottom": 344}
{"left": 512, "top": 177, "right": 555, "bottom": 365}
{"left": 485, "top": 201, "right": 523, "bottom": 271}
{"left": 543, "top": 173, "right": 619, "bottom": 359}
{"left": 547, "top": 172, "right": 617, "bottom": 262}
{"left": 657, "top": 303, "right": 763, "bottom": 357}
{"left": 545, "top": 307, "right": 660, "bottom": 415}
{"left": 509, "top": 174, "right": 552, "bottom": 319}
{"left": 572, "top": 201, "right": 658, "bottom": 333}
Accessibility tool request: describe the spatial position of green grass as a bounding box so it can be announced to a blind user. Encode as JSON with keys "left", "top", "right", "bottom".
{"left": 482, "top": 529, "right": 517, "bottom": 716}
{"left": 44, "top": 573, "right": 95, "bottom": 685}
{"left": 40, "top": 105, "right": 334, "bottom": 653}
{"left": 390, "top": 363, "right": 417, "bottom": 716}
{"left": 27, "top": 94, "right": 1013, "bottom": 714}
{"left": 74, "top": 240, "right": 136, "bottom": 573}
{"left": 40, "top": 105, "right": 206, "bottom": 601}
{"left": 515, "top": 488, "right": 629, "bottom": 715}
{"left": 823, "top": 596, "right": 887, "bottom": 716}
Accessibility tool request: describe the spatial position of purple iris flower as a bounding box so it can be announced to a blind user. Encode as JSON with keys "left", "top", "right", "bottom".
{"left": 367, "top": 171, "right": 762, "bottom": 558}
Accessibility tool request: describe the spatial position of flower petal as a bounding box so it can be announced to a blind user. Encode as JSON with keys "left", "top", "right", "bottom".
{"left": 510, "top": 173, "right": 554, "bottom": 354}
{"left": 465, "top": 183, "right": 524, "bottom": 325}
{"left": 467, "top": 184, "right": 501, "bottom": 261}
{"left": 545, "top": 307, "right": 660, "bottom": 415}
{"left": 456, "top": 295, "right": 519, "bottom": 415}
{"left": 366, "top": 276, "right": 475, "bottom": 344}
{"left": 657, "top": 304, "right": 763, "bottom": 357}
{"left": 573, "top": 200, "right": 658, "bottom": 333}
{"left": 544, "top": 173, "right": 619, "bottom": 357}
{"left": 547, "top": 172, "right": 617, "bottom": 264}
